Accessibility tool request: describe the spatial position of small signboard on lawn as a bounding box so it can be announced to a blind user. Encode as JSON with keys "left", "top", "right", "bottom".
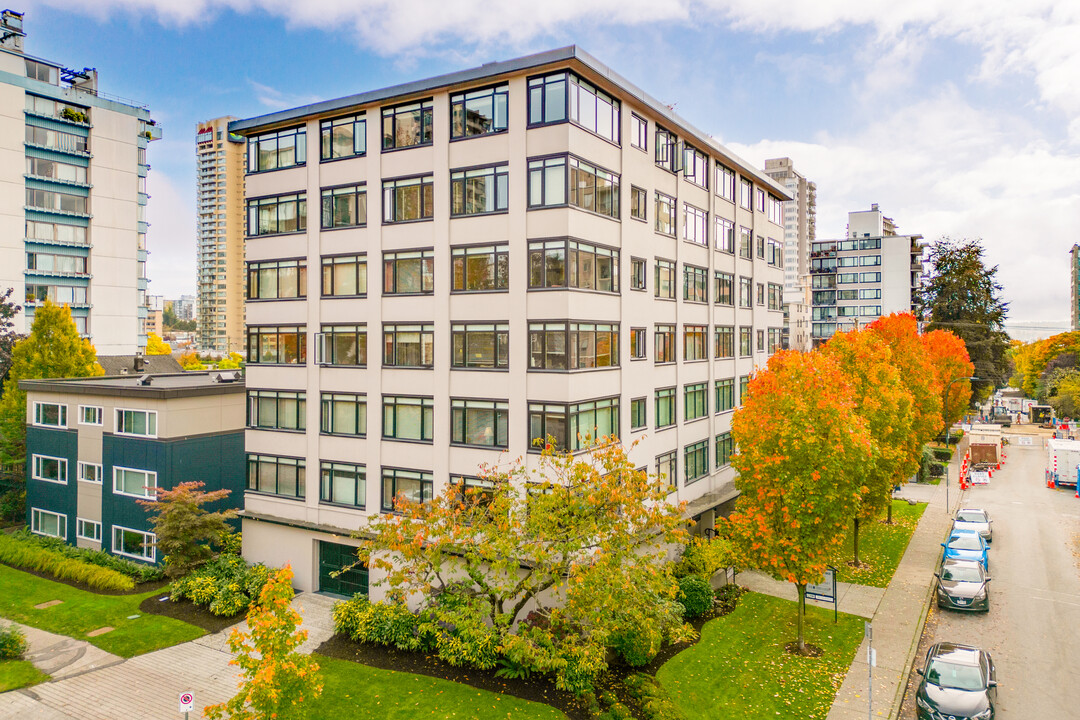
{"left": 806, "top": 567, "right": 836, "bottom": 603}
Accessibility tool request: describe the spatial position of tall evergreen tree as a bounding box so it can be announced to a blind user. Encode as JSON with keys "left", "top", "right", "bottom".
{"left": 917, "top": 239, "right": 1010, "bottom": 399}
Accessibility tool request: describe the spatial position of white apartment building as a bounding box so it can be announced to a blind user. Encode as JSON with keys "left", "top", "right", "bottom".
{"left": 810, "top": 204, "right": 925, "bottom": 346}
{"left": 231, "top": 46, "right": 789, "bottom": 594}
{"left": 195, "top": 117, "right": 245, "bottom": 353}
{"left": 0, "top": 10, "right": 159, "bottom": 353}
{"left": 763, "top": 157, "right": 815, "bottom": 351}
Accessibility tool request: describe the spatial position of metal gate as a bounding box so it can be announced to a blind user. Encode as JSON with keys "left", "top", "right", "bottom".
{"left": 317, "top": 540, "right": 368, "bottom": 597}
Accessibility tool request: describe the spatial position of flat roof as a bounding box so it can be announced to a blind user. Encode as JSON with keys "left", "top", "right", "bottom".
{"left": 229, "top": 45, "right": 790, "bottom": 198}
{"left": 20, "top": 371, "right": 245, "bottom": 399}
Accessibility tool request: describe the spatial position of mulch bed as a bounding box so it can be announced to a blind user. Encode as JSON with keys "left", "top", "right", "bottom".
{"left": 137, "top": 592, "right": 246, "bottom": 634}
{"left": 314, "top": 587, "right": 747, "bottom": 720}
{"left": 1, "top": 561, "right": 167, "bottom": 596}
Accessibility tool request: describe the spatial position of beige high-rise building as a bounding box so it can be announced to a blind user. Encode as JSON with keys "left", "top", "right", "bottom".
{"left": 231, "top": 46, "right": 790, "bottom": 593}
{"left": 195, "top": 116, "right": 245, "bottom": 353}
{"left": 0, "top": 9, "right": 159, "bottom": 353}
{"left": 763, "top": 157, "right": 815, "bottom": 351}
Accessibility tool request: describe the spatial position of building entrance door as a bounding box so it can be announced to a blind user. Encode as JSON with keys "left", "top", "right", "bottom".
{"left": 317, "top": 540, "right": 368, "bottom": 597}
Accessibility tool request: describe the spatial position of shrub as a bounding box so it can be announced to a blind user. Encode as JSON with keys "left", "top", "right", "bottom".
{"left": 170, "top": 554, "right": 270, "bottom": 616}
{"left": 930, "top": 463, "right": 945, "bottom": 477}
{"left": 714, "top": 583, "right": 746, "bottom": 615}
{"left": 672, "top": 536, "right": 733, "bottom": 580}
{"left": 0, "top": 624, "right": 27, "bottom": 660}
{"left": 0, "top": 489, "right": 25, "bottom": 523}
{"left": 0, "top": 533, "right": 134, "bottom": 591}
{"left": 676, "top": 575, "right": 713, "bottom": 619}
{"left": 932, "top": 447, "right": 953, "bottom": 462}
{"left": 623, "top": 673, "right": 687, "bottom": 720}
{"left": 8, "top": 530, "right": 162, "bottom": 582}
{"left": 610, "top": 622, "right": 663, "bottom": 667}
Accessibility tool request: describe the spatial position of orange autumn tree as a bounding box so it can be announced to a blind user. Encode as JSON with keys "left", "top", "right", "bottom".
{"left": 728, "top": 350, "right": 873, "bottom": 653}
{"left": 822, "top": 327, "right": 915, "bottom": 566}
{"left": 867, "top": 313, "right": 943, "bottom": 521}
{"left": 924, "top": 329, "right": 975, "bottom": 430}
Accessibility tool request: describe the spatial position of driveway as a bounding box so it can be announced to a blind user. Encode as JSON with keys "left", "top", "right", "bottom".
{"left": 902, "top": 430, "right": 1080, "bottom": 717}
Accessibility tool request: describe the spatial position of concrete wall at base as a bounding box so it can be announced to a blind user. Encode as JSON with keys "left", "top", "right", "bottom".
{"left": 241, "top": 518, "right": 367, "bottom": 596}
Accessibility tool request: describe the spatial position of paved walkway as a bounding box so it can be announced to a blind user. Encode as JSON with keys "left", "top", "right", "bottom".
{"left": 6, "top": 623, "right": 123, "bottom": 681}
{"left": 0, "top": 591, "right": 339, "bottom": 719}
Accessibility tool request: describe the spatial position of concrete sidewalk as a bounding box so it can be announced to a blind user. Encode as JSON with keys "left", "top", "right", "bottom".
{"left": 826, "top": 458, "right": 963, "bottom": 719}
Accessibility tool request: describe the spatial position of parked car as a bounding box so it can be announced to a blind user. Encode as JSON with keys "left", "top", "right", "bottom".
{"left": 916, "top": 642, "right": 997, "bottom": 719}
{"left": 954, "top": 508, "right": 993, "bottom": 542}
{"left": 941, "top": 529, "right": 989, "bottom": 570}
{"left": 935, "top": 559, "right": 991, "bottom": 612}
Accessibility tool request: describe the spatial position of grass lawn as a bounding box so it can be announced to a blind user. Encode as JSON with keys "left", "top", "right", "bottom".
{"left": 827, "top": 499, "right": 927, "bottom": 588}
{"left": 308, "top": 656, "right": 567, "bottom": 719}
{"left": 0, "top": 659, "right": 49, "bottom": 692}
{"left": 657, "top": 592, "right": 863, "bottom": 720}
{"left": 0, "top": 564, "right": 203, "bottom": 657}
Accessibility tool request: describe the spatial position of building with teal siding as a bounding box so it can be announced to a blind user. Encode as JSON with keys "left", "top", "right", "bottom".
{"left": 20, "top": 371, "right": 245, "bottom": 563}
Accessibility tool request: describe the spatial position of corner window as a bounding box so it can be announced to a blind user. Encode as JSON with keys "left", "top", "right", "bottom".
{"left": 112, "top": 525, "right": 155, "bottom": 562}
{"left": 32, "top": 454, "right": 67, "bottom": 484}
{"left": 382, "top": 175, "right": 434, "bottom": 223}
{"left": 452, "top": 323, "right": 509, "bottom": 370}
{"left": 382, "top": 100, "right": 433, "bottom": 150}
{"left": 383, "top": 396, "right": 434, "bottom": 442}
{"left": 247, "top": 259, "right": 306, "bottom": 300}
{"left": 321, "top": 255, "right": 367, "bottom": 297}
{"left": 528, "top": 322, "right": 619, "bottom": 370}
{"left": 527, "top": 72, "right": 620, "bottom": 143}
{"left": 247, "top": 126, "right": 306, "bottom": 173}
{"left": 113, "top": 466, "right": 157, "bottom": 499}
{"left": 31, "top": 508, "right": 66, "bottom": 539}
{"left": 451, "top": 244, "right": 509, "bottom": 292}
{"left": 384, "top": 249, "right": 434, "bottom": 294}
{"left": 247, "top": 454, "right": 306, "bottom": 499}
{"left": 248, "top": 325, "right": 307, "bottom": 365}
{"left": 381, "top": 468, "right": 433, "bottom": 511}
{"left": 528, "top": 238, "right": 619, "bottom": 292}
{"left": 248, "top": 390, "right": 306, "bottom": 432}
{"left": 451, "top": 164, "right": 509, "bottom": 215}
{"left": 247, "top": 193, "right": 307, "bottom": 236}
{"left": 321, "top": 184, "right": 367, "bottom": 229}
{"left": 528, "top": 398, "right": 618, "bottom": 451}
{"left": 315, "top": 325, "right": 367, "bottom": 367}
{"left": 451, "top": 84, "right": 509, "bottom": 139}
{"left": 115, "top": 409, "right": 157, "bottom": 438}
{"left": 569, "top": 157, "right": 620, "bottom": 218}
{"left": 33, "top": 402, "right": 67, "bottom": 428}
{"left": 320, "top": 114, "right": 366, "bottom": 160}
{"left": 320, "top": 461, "right": 366, "bottom": 508}
{"left": 451, "top": 399, "right": 509, "bottom": 448}
{"left": 320, "top": 393, "right": 367, "bottom": 437}
{"left": 383, "top": 324, "right": 434, "bottom": 368}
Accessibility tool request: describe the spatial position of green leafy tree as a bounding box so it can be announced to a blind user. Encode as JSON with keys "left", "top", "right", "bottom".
{"left": 917, "top": 238, "right": 1010, "bottom": 399}
{"left": 728, "top": 349, "right": 873, "bottom": 653}
{"left": 0, "top": 287, "right": 21, "bottom": 382}
{"left": 205, "top": 565, "right": 322, "bottom": 720}
{"left": 0, "top": 301, "right": 102, "bottom": 473}
{"left": 136, "top": 481, "right": 237, "bottom": 578}
{"left": 162, "top": 306, "right": 196, "bottom": 332}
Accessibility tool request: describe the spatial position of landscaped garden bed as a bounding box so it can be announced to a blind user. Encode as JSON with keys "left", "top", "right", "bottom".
{"left": 0, "top": 529, "right": 163, "bottom": 593}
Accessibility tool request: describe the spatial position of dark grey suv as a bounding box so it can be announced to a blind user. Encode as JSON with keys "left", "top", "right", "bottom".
{"left": 915, "top": 642, "right": 997, "bottom": 720}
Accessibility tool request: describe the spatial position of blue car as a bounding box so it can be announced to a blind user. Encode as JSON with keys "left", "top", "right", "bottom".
{"left": 941, "top": 529, "right": 989, "bottom": 570}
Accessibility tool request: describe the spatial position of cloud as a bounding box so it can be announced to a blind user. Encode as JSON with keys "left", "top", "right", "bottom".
{"left": 248, "top": 80, "right": 322, "bottom": 110}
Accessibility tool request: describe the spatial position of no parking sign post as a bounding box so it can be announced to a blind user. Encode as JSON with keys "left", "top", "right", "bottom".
{"left": 179, "top": 691, "right": 194, "bottom": 718}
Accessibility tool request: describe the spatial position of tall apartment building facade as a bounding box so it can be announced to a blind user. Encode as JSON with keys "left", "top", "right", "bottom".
{"left": 810, "top": 204, "right": 924, "bottom": 346}
{"left": 763, "top": 157, "right": 815, "bottom": 351}
{"left": 195, "top": 117, "right": 245, "bottom": 353}
{"left": 0, "top": 10, "right": 158, "bottom": 353}
{"left": 231, "top": 46, "right": 789, "bottom": 594}
{"left": 1070, "top": 244, "right": 1080, "bottom": 331}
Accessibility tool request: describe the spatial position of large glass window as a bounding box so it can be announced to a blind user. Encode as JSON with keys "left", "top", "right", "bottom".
{"left": 384, "top": 250, "right": 434, "bottom": 294}
{"left": 715, "top": 217, "right": 735, "bottom": 253}
{"left": 714, "top": 271, "right": 734, "bottom": 306}
{"left": 451, "top": 164, "right": 509, "bottom": 215}
{"left": 452, "top": 323, "right": 509, "bottom": 369}
{"left": 656, "top": 451, "right": 677, "bottom": 487}
{"left": 528, "top": 403, "right": 566, "bottom": 451}
{"left": 116, "top": 409, "right": 157, "bottom": 437}
{"left": 383, "top": 324, "right": 434, "bottom": 368}
{"left": 26, "top": 60, "right": 58, "bottom": 83}
{"left": 26, "top": 220, "right": 87, "bottom": 245}
{"left": 248, "top": 390, "right": 306, "bottom": 431}
{"left": 527, "top": 156, "right": 566, "bottom": 207}
{"left": 31, "top": 508, "right": 66, "bottom": 539}
{"left": 26, "top": 156, "right": 87, "bottom": 184}
{"left": 31, "top": 454, "right": 67, "bottom": 484}
{"left": 248, "top": 325, "right": 307, "bottom": 365}
{"left": 715, "top": 379, "right": 735, "bottom": 413}
{"left": 527, "top": 398, "right": 618, "bottom": 452}
{"left": 655, "top": 387, "right": 676, "bottom": 429}
{"left": 528, "top": 238, "right": 618, "bottom": 292}
{"left": 247, "top": 454, "right": 305, "bottom": 499}
{"left": 247, "top": 126, "right": 306, "bottom": 173}
{"left": 112, "top": 526, "right": 154, "bottom": 562}
{"left": 685, "top": 383, "right": 708, "bottom": 421}
{"left": 716, "top": 164, "right": 735, "bottom": 202}
{"left": 684, "top": 325, "right": 707, "bottom": 361}
{"left": 316, "top": 325, "right": 366, "bottom": 366}
{"left": 320, "top": 461, "right": 365, "bottom": 508}
{"left": 320, "top": 114, "right": 366, "bottom": 160}
{"left": 528, "top": 72, "right": 620, "bottom": 142}
{"left": 321, "top": 184, "right": 367, "bottom": 229}
{"left": 383, "top": 396, "right": 434, "bottom": 442}
{"left": 25, "top": 251, "right": 86, "bottom": 274}
{"left": 247, "top": 193, "right": 307, "bottom": 236}
{"left": 715, "top": 432, "right": 734, "bottom": 468}
{"left": 739, "top": 327, "right": 752, "bottom": 357}
{"left": 684, "top": 265, "right": 708, "bottom": 303}
{"left": 33, "top": 402, "right": 67, "bottom": 428}
{"left": 382, "top": 100, "right": 433, "bottom": 150}
{"left": 685, "top": 440, "right": 709, "bottom": 483}
{"left": 569, "top": 157, "right": 619, "bottom": 218}
{"left": 630, "top": 186, "right": 647, "bottom": 221}
{"left": 655, "top": 259, "right": 675, "bottom": 299}
{"left": 683, "top": 145, "right": 709, "bottom": 188}
{"left": 25, "top": 188, "right": 87, "bottom": 214}
{"left": 715, "top": 326, "right": 734, "bottom": 358}
{"left": 382, "top": 468, "right": 433, "bottom": 511}
{"left": 451, "top": 399, "right": 509, "bottom": 447}
{"left": 321, "top": 255, "right": 367, "bottom": 297}
{"left": 382, "top": 175, "right": 434, "bottom": 223}
{"left": 451, "top": 244, "right": 508, "bottom": 292}
{"left": 655, "top": 192, "right": 675, "bottom": 236}
{"left": 113, "top": 466, "right": 157, "bottom": 498}
{"left": 25, "top": 126, "right": 87, "bottom": 153}
{"left": 451, "top": 84, "right": 509, "bottom": 139}
{"left": 630, "top": 397, "right": 647, "bottom": 430}
{"left": 684, "top": 204, "right": 708, "bottom": 246}
{"left": 320, "top": 393, "right": 366, "bottom": 436}
{"left": 655, "top": 324, "right": 675, "bottom": 363}
{"left": 528, "top": 322, "right": 618, "bottom": 370}
{"left": 25, "top": 284, "right": 87, "bottom": 306}
{"left": 247, "top": 259, "right": 306, "bottom": 300}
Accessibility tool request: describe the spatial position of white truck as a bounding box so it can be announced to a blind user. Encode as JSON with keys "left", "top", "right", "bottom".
{"left": 1046, "top": 438, "right": 1080, "bottom": 488}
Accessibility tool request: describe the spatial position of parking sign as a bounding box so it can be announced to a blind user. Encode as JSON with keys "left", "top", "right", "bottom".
{"left": 179, "top": 692, "right": 194, "bottom": 713}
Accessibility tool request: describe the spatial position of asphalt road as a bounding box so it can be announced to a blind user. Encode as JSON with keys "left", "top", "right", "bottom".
{"left": 905, "top": 430, "right": 1080, "bottom": 718}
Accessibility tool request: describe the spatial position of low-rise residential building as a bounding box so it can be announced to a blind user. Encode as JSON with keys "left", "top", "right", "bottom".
{"left": 21, "top": 371, "right": 245, "bottom": 563}
{"left": 230, "top": 45, "right": 789, "bottom": 594}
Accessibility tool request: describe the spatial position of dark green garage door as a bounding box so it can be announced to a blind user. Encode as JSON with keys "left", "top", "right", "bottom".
{"left": 318, "top": 541, "right": 368, "bottom": 597}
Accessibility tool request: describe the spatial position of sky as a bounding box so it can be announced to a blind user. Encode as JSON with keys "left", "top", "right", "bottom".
{"left": 25, "top": 1, "right": 1080, "bottom": 326}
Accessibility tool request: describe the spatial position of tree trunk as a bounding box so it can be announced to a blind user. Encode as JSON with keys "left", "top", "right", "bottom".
{"left": 886, "top": 495, "right": 894, "bottom": 524}
{"left": 796, "top": 583, "right": 806, "bottom": 653}
{"left": 853, "top": 517, "right": 861, "bottom": 566}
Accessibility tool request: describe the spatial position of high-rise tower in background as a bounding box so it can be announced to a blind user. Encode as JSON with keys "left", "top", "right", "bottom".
{"left": 195, "top": 116, "right": 245, "bottom": 353}
{"left": 0, "top": 9, "right": 159, "bottom": 353}
{"left": 1070, "top": 244, "right": 1080, "bottom": 331}
{"left": 763, "top": 157, "right": 815, "bottom": 351}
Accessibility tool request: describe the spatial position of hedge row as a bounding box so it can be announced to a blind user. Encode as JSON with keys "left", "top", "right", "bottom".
{"left": 11, "top": 530, "right": 162, "bottom": 583}
{"left": 0, "top": 533, "right": 134, "bottom": 591}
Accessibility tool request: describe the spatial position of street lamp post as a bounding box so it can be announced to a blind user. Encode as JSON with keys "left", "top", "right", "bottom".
{"left": 944, "top": 375, "right": 979, "bottom": 513}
